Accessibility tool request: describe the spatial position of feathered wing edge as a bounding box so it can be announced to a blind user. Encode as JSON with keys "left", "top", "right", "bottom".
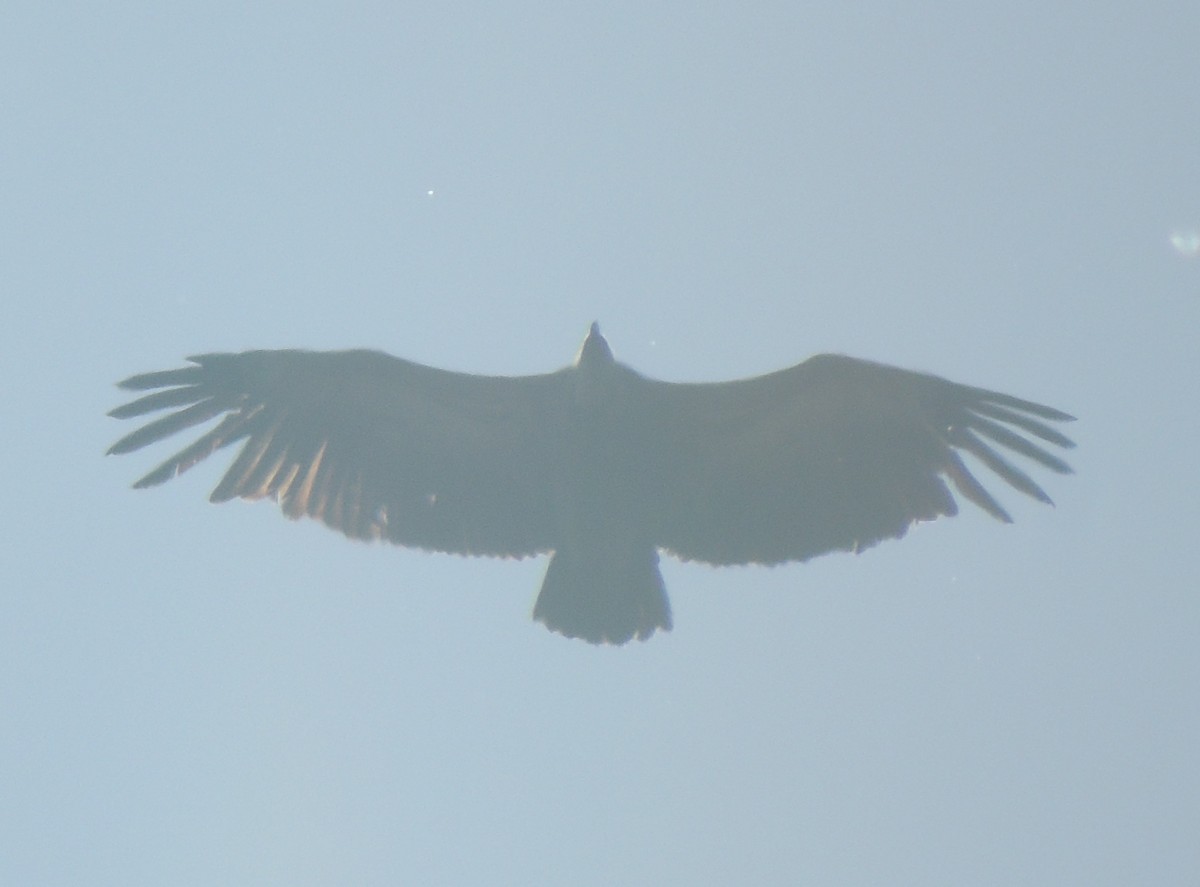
{"left": 107, "top": 358, "right": 256, "bottom": 490}
{"left": 107, "top": 356, "right": 338, "bottom": 529}
{"left": 646, "top": 355, "right": 1075, "bottom": 566}
{"left": 107, "top": 351, "right": 568, "bottom": 556}
{"left": 940, "top": 385, "right": 1075, "bottom": 523}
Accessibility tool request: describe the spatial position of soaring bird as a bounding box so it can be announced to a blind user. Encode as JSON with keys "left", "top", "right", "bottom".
{"left": 108, "top": 323, "right": 1074, "bottom": 644}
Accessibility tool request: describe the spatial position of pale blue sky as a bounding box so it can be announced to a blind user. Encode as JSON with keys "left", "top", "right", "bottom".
{"left": 3, "top": 3, "right": 1198, "bottom": 884}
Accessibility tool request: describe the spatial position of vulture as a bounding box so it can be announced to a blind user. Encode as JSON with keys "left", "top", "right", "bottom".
{"left": 108, "top": 323, "right": 1074, "bottom": 645}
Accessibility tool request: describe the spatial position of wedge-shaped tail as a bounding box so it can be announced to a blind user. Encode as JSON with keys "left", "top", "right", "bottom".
{"left": 533, "top": 545, "right": 671, "bottom": 644}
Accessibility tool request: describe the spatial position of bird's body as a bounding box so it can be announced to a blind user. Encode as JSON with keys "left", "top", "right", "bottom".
{"left": 108, "top": 323, "right": 1074, "bottom": 644}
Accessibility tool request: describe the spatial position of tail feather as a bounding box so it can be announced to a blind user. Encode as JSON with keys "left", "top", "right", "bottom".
{"left": 533, "top": 546, "right": 671, "bottom": 644}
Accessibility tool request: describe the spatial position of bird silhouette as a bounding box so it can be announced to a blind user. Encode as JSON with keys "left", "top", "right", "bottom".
{"left": 109, "top": 323, "right": 1074, "bottom": 644}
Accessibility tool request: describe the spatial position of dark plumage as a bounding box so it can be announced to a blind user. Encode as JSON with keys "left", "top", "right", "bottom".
{"left": 108, "top": 323, "right": 1074, "bottom": 644}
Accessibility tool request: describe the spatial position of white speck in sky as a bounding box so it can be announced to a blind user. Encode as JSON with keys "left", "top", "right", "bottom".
{"left": 1168, "top": 229, "right": 1199, "bottom": 257}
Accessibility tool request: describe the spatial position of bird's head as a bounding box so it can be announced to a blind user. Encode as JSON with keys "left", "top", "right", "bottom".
{"left": 575, "top": 322, "right": 614, "bottom": 370}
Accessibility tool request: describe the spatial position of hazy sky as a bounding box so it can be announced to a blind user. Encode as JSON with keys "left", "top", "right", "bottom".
{"left": 3, "top": 3, "right": 1198, "bottom": 884}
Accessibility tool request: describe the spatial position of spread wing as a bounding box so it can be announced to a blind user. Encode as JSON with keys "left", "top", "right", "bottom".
{"left": 108, "top": 349, "right": 570, "bottom": 557}
{"left": 646, "top": 353, "right": 1075, "bottom": 565}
